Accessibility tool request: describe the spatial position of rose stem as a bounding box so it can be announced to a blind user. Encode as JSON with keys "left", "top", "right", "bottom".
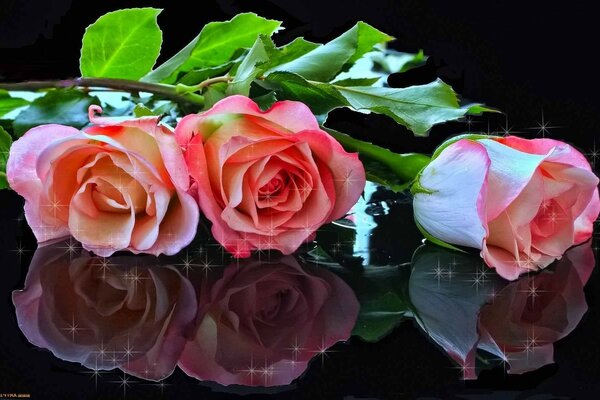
{"left": 0, "top": 77, "right": 206, "bottom": 106}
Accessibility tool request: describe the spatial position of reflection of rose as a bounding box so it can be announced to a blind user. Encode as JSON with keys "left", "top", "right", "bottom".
{"left": 477, "top": 243, "right": 594, "bottom": 374}
{"left": 12, "top": 241, "right": 197, "bottom": 380}
{"left": 179, "top": 256, "right": 359, "bottom": 386}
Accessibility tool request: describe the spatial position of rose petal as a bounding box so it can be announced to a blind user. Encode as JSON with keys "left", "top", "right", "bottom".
{"left": 414, "top": 139, "right": 490, "bottom": 249}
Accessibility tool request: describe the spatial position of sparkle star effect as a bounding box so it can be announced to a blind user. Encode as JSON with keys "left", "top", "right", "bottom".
{"left": 310, "top": 336, "right": 337, "bottom": 368}
{"left": 174, "top": 250, "right": 200, "bottom": 277}
{"left": 81, "top": 358, "right": 105, "bottom": 390}
{"left": 146, "top": 380, "right": 171, "bottom": 395}
{"left": 11, "top": 240, "right": 30, "bottom": 262}
{"left": 585, "top": 138, "right": 599, "bottom": 170}
{"left": 466, "top": 265, "right": 489, "bottom": 292}
{"left": 110, "top": 372, "right": 137, "bottom": 399}
{"left": 526, "top": 109, "right": 560, "bottom": 138}
{"left": 518, "top": 277, "right": 548, "bottom": 307}
{"left": 499, "top": 116, "right": 514, "bottom": 137}
{"left": 57, "top": 237, "right": 81, "bottom": 257}
{"left": 61, "top": 314, "right": 88, "bottom": 341}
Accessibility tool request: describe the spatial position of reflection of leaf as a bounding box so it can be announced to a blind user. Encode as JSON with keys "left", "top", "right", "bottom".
{"left": 313, "top": 257, "right": 412, "bottom": 342}
{"left": 80, "top": 8, "right": 163, "bottom": 79}
{"left": 13, "top": 90, "right": 98, "bottom": 136}
{"left": 0, "top": 126, "right": 12, "bottom": 189}
{"left": 352, "top": 288, "right": 409, "bottom": 342}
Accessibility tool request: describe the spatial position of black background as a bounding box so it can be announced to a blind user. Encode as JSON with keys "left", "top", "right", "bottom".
{"left": 1, "top": 0, "right": 600, "bottom": 398}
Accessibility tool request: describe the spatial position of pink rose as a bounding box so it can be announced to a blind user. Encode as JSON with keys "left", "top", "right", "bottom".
{"left": 178, "top": 256, "right": 359, "bottom": 386}
{"left": 7, "top": 106, "right": 199, "bottom": 256}
{"left": 413, "top": 135, "right": 600, "bottom": 280}
{"left": 12, "top": 240, "right": 197, "bottom": 380}
{"left": 175, "top": 95, "right": 366, "bottom": 257}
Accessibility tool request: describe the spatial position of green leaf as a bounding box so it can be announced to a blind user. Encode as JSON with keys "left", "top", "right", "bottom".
{"left": 264, "top": 71, "right": 345, "bottom": 115}
{"left": 336, "top": 49, "right": 427, "bottom": 87}
{"left": 330, "top": 77, "right": 381, "bottom": 86}
{"left": 202, "top": 82, "right": 228, "bottom": 110}
{"left": 80, "top": 8, "right": 163, "bottom": 80}
{"left": 133, "top": 103, "right": 156, "bottom": 117}
{"left": 13, "top": 90, "right": 98, "bottom": 136}
{"left": 267, "top": 21, "right": 392, "bottom": 82}
{"left": 143, "top": 13, "right": 281, "bottom": 83}
{"left": 266, "top": 37, "right": 319, "bottom": 67}
{"left": 324, "top": 127, "right": 431, "bottom": 186}
{"left": 178, "top": 61, "right": 238, "bottom": 86}
{"left": 227, "top": 35, "right": 272, "bottom": 96}
{"left": 0, "top": 126, "right": 12, "bottom": 189}
{"left": 252, "top": 91, "right": 278, "bottom": 111}
{"left": 331, "top": 79, "right": 488, "bottom": 136}
{"left": 0, "top": 91, "right": 30, "bottom": 118}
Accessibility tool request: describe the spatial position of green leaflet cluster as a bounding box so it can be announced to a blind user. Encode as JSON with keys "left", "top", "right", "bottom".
{"left": 0, "top": 8, "right": 496, "bottom": 191}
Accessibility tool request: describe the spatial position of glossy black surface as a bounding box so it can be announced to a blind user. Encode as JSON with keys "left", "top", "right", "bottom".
{"left": 2, "top": 1, "right": 600, "bottom": 399}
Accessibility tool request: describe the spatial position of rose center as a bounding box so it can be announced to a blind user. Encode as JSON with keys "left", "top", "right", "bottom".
{"left": 258, "top": 175, "right": 285, "bottom": 199}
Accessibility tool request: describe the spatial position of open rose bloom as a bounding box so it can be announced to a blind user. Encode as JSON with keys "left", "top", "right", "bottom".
{"left": 175, "top": 96, "right": 366, "bottom": 257}
{"left": 7, "top": 106, "right": 199, "bottom": 256}
{"left": 413, "top": 136, "right": 600, "bottom": 280}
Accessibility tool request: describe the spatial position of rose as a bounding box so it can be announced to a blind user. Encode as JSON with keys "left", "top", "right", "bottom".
{"left": 12, "top": 240, "right": 197, "bottom": 380}
{"left": 413, "top": 135, "right": 600, "bottom": 280}
{"left": 174, "top": 95, "right": 366, "bottom": 257}
{"left": 7, "top": 106, "right": 199, "bottom": 256}
{"left": 178, "top": 256, "right": 359, "bottom": 386}
{"left": 477, "top": 242, "right": 593, "bottom": 374}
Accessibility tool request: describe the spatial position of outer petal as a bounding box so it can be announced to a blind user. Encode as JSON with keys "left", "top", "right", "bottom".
{"left": 294, "top": 129, "right": 366, "bottom": 222}
{"left": 174, "top": 96, "right": 319, "bottom": 148}
{"left": 574, "top": 187, "right": 600, "bottom": 244}
{"left": 7, "top": 124, "right": 80, "bottom": 242}
{"left": 496, "top": 136, "right": 591, "bottom": 170}
{"left": 478, "top": 138, "right": 550, "bottom": 221}
{"left": 414, "top": 139, "right": 490, "bottom": 249}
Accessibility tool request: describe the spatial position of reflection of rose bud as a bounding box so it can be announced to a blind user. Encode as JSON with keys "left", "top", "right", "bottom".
{"left": 179, "top": 256, "right": 359, "bottom": 386}
{"left": 477, "top": 243, "right": 594, "bottom": 374}
{"left": 12, "top": 240, "right": 197, "bottom": 380}
{"left": 409, "top": 242, "right": 594, "bottom": 379}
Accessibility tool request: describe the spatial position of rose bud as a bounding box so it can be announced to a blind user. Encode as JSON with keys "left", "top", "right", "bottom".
{"left": 7, "top": 106, "right": 199, "bottom": 256}
{"left": 413, "top": 135, "right": 599, "bottom": 280}
{"left": 175, "top": 95, "right": 366, "bottom": 257}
